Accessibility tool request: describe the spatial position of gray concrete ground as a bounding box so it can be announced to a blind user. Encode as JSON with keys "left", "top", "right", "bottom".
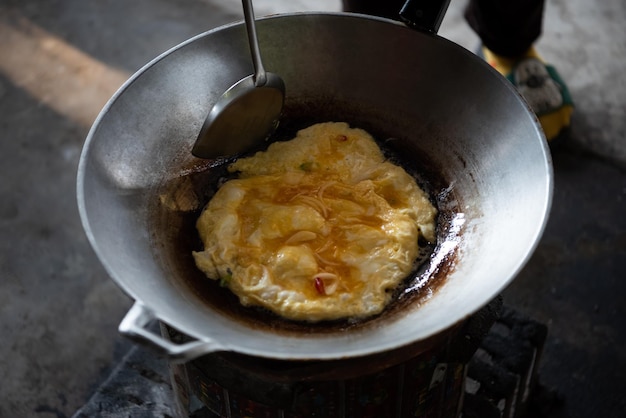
{"left": 0, "top": 0, "right": 624, "bottom": 417}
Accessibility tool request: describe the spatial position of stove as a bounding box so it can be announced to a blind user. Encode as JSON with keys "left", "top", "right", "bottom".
{"left": 72, "top": 298, "right": 557, "bottom": 418}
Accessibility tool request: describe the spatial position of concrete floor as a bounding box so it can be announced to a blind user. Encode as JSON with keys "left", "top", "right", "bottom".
{"left": 0, "top": 0, "right": 624, "bottom": 417}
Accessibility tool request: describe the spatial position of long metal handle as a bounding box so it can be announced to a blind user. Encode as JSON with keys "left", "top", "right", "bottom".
{"left": 399, "top": 0, "right": 451, "bottom": 34}
{"left": 118, "top": 302, "right": 223, "bottom": 362}
{"left": 242, "top": 0, "right": 267, "bottom": 87}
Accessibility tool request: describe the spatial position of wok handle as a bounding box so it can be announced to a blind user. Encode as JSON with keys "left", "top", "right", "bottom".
{"left": 119, "top": 302, "right": 222, "bottom": 362}
{"left": 399, "top": 0, "right": 451, "bottom": 34}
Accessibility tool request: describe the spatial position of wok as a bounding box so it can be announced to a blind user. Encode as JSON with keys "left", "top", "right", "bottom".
{"left": 77, "top": 9, "right": 552, "bottom": 362}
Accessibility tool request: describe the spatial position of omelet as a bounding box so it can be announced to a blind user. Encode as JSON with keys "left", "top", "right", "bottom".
{"left": 192, "top": 122, "right": 437, "bottom": 322}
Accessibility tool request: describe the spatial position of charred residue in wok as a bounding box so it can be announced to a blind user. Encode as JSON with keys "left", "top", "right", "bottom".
{"left": 149, "top": 113, "right": 463, "bottom": 335}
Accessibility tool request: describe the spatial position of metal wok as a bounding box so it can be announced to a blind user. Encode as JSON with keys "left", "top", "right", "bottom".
{"left": 77, "top": 11, "right": 552, "bottom": 362}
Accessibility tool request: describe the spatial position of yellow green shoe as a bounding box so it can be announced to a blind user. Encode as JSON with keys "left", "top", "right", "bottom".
{"left": 482, "top": 46, "right": 574, "bottom": 141}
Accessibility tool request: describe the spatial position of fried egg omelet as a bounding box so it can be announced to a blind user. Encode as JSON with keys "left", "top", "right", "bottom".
{"left": 192, "top": 122, "right": 437, "bottom": 322}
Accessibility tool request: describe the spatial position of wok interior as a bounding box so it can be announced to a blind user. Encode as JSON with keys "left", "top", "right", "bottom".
{"left": 78, "top": 13, "right": 551, "bottom": 360}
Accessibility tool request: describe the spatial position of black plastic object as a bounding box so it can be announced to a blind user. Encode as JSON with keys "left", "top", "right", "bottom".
{"left": 400, "top": 0, "right": 452, "bottom": 34}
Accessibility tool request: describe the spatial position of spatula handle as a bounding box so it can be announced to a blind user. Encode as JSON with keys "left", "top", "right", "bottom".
{"left": 242, "top": 0, "right": 267, "bottom": 87}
